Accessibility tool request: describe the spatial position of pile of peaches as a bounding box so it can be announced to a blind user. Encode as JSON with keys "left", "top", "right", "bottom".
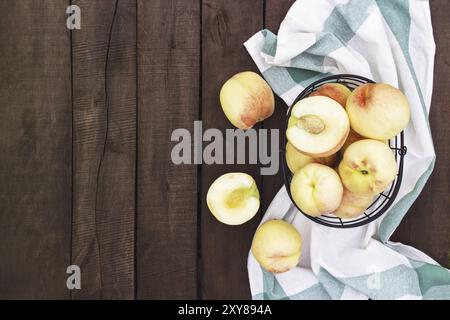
{"left": 286, "top": 80, "right": 410, "bottom": 220}
{"left": 206, "top": 71, "right": 410, "bottom": 274}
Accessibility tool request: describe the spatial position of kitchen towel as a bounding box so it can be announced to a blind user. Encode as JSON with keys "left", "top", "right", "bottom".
{"left": 245, "top": 0, "right": 450, "bottom": 300}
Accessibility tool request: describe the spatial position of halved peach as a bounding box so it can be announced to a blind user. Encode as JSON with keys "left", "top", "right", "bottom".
{"left": 286, "top": 96, "right": 350, "bottom": 157}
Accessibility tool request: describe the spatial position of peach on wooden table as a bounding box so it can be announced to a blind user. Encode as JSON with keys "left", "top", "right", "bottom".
{"left": 206, "top": 172, "right": 260, "bottom": 225}
{"left": 219, "top": 71, "right": 275, "bottom": 130}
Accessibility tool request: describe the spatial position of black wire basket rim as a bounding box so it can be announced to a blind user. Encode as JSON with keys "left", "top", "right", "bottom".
{"left": 281, "top": 74, "right": 407, "bottom": 229}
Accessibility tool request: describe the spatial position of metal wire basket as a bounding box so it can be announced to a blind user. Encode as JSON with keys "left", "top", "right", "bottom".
{"left": 281, "top": 74, "right": 407, "bottom": 228}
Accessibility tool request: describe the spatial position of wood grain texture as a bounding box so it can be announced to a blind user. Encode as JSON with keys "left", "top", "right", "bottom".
{"left": 200, "top": 0, "right": 264, "bottom": 300}
{"left": 392, "top": 0, "right": 450, "bottom": 268}
{"left": 71, "top": 0, "right": 136, "bottom": 299}
{"left": 136, "top": 0, "right": 200, "bottom": 299}
{"left": 0, "top": 0, "right": 72, "bottom": 299}
{"left": 0, "top": 0, "right": 448, "bottom": 300}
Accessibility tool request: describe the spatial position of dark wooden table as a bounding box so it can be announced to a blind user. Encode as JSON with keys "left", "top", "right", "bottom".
{"left": 0, "top": 0, "right": 448, "bottom": 300}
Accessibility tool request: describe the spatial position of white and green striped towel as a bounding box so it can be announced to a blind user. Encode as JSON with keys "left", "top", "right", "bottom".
{"left": 245, "top": 0, "right": 450, "bottom": 300}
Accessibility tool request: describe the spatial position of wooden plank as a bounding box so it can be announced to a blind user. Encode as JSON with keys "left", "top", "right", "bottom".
{"left": 265, "top": 0, "right": 295, "bottom": 34}
{"left": 200, "top": 0, "right": 264, "bottom": 299}
{"left": 392, "top": 0, "right": 450, "bottom": 268}
{"left": 0, "top": 1, "right": 72, "bottom": 299}
{"left": 261, "top": 0, "right": 296, "bottom": 214}
{"left": 136, "top": 0, "right": 200, "bottom": 299}
{"left": 71, "top": 0, "right": 136, "bottom": 299}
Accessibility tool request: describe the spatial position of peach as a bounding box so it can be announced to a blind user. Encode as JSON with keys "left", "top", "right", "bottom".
{"left": 338, "top": 139, "right": 398, "bottom": 196}
{"left": 290, "top": 163, "right": 343, "bottom": 217}
{"left": 220, "top": 71, "right": 275, "bottom": 130}
{"left": 339, "top": 129, "right": 366, "bottom": 155}
{"left": 309, "top": 83, "right": 351, "bottom": 107}
{"left": 339, "top": 129, "right": 389, "bottom": 156}
{"left": 251, "top": 220, "right": 302, "bottom": 273}
{"left": 206, "top": 173, "right": 260, "bottom": 225}
{"left": 285, "top": 142, "right": 336, "bottom": 174}
{"left": 346, "top": 83, "right": 410, "bottom": 140}
{"left": 286, "top": 96, "right": 350, "bottom": 157}
{"left": 334, "top": 188, "right": 374, "bottom": 219}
